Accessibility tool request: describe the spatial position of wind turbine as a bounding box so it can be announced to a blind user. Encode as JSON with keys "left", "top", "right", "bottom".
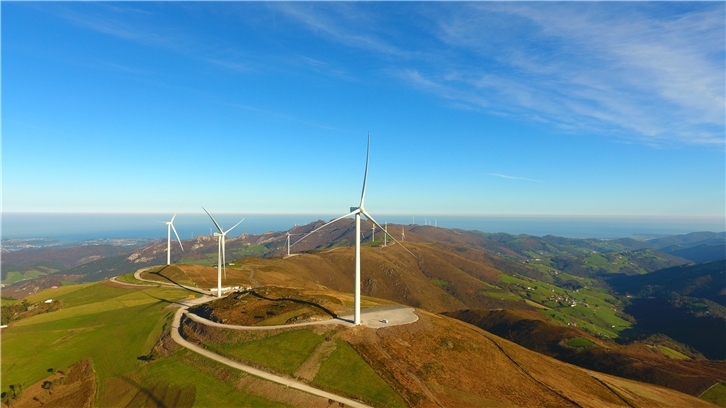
{"left": 293, "top": 135, "right": 413, "bottom": 325}
{"left": 383, "top": 222, "right": 388, "bottom": 247}
{"left": 402, "top": 226, "right": 405, "bottom": 241}
{"left": 285, "top": 232, "right": 302, "bottom": 257}
{"left": 203, "top": 208, "right": 244, "bottom": 298}
{"left": 371, "top": 225, "right": 376, "bottom": 242}
{"left": 163, "top": 205, "right": 184, "bottom": 265}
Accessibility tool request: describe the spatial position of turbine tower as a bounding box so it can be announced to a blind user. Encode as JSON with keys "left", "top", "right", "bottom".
{"left": 164, "top": 204, "right": 184, "bottom": 265}
{"left": 203, "top": 208, "right": 244, "bottom": 297}
{"left": 402, "top": 226, "right": 405, "bottom": 241}
{"left": 384, "top": 222, "right": 388, "bottom": 247}
{"left": 371, "top": 225, "right": 376, "bottom": 242}
{"left": 293, "top": 134, "right": 413, "bottom": 325}
{"left": 285, "top": 232, "right": 302, "bottom": 256}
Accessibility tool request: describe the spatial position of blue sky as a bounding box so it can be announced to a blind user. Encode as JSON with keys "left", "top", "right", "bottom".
{"left": 2, "top": 2, "right": 724, "bottom": 221}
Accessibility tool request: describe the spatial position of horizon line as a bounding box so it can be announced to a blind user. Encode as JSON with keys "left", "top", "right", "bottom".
{"left": 3, "top": 212, "right": 724, "bottom": 220}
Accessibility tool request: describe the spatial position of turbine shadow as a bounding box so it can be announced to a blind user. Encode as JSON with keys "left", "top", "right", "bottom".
{"left": 117, "top": 375, "right": 167, "bottom": 408}
{"left": 148, "top": 269, "right": 208, "bottom": 296}
{"left": 248, "top": 290, "right": 339, "bottom": 320}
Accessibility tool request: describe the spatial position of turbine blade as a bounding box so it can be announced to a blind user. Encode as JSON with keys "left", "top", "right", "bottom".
{"left": 292, "top": 210, "right": 357, "bottom": 248}
{"left": 360, "top": 133, "right": 370, "bottom": 208}
{"left": 171, "top": 200, "right": 184, "bottom": 222}
{"left": 224, "top": 218, "right": 245, "bottom": 234}
{"left": 171, "top": 224, "right": 184, "bottom": 251}
{"left": 203, "top": 207, "right": 224, "bottom": 233}
{"left": 361, "top": 210, "right": 416, "bottom": 258}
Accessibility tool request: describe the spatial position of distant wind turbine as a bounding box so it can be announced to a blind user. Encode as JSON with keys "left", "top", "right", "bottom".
{"left": 163, "top": 205, "right": 184, "bottom": 265}
{"left": 203, "top": 208, "right": 244, "bottom": 297}
{"left": 293, "top": 135, "right": 414, "bottom": 325}
{"left": 285, "top": 232, "right": 303, "bottom": 257}
{"left": 371, "top": 225, "right": 376, "bottom": 242}
{"left": 402, "top": 226, "right": 405, "bottom": 242}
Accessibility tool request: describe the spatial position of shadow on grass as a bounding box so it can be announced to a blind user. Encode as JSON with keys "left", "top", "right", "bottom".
{"left": 147, "top": 269, "right": 208, "bottom": 296}
{"left": 117, "top": 375, "right": 166, "bottom": 408}
{"left": 249, "top": 290, "right": 339, "bottom": 320}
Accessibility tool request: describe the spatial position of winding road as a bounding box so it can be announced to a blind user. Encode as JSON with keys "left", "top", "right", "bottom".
{"left": 127, "top": 266, "right": 418, "bottom": 408}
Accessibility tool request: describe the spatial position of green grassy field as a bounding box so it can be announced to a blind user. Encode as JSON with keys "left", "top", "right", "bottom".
{"left": 313, "top": 339, "right": 407, "bottom": 408}
{"left": 494, "top": 272, "right": 630, "bottom": 337}
{"left": 657, "top": 345, "right": 691, "bottom": 360}
{"left": 700, "top": 382, "right": 726, "bottom": 407}
{"left": 1, "top": 282, "right": 282, "bottom": 407}
{"left": 566, "top": 337, "right": 596, "bottom": 348}
{"left": 204, "top": 329, "right": 328, "bottom": 375}
{"left": 2, "top": 268, "right": 56, "bottom": 285}
{"left": 115, "top": 272, "right": 156, "bottom": 285}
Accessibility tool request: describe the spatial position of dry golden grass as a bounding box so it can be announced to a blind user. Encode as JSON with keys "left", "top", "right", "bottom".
{"left": 3, "top": 359, "right": 96, "bottom": 408}
{"left": 340, "top": 310, "right": 717, "bottom": 408}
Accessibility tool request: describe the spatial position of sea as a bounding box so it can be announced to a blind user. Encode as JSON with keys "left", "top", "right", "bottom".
{"left": 2, "top": 213, "right": 724, "bottom": 242}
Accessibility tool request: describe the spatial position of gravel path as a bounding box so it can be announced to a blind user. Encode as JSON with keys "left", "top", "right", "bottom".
{"left": 170, "top": 296, "right": 374, "bottom": 408}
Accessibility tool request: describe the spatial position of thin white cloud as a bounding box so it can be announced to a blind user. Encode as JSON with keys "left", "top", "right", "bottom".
{"left": 488, "top": 173, "right": 543, "bottom": 183}
{"left": 425, "top": 3, "right": 725, "bottom": 146}
{"left": 279, "top": 2, "right": 724, "bottom": 147}
{"left": 269, "top": 2, "right": 409, "bottom": 58}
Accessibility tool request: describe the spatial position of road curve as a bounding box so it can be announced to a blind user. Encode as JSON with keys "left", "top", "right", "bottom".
{"left": 184, "top": 304, "right": 419, "bottom": 331}
{"left": 170, "top": 300, "right": 374, "bottom": 408}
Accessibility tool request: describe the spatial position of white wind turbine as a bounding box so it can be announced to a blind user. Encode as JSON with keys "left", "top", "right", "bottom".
{"left": 203, "top": 208, "right": 244, "bottom": 298}
{"left": 293, "top": 135, "right": 414, "bottom": 325}
{"left": 285, "top": 232, "right": 303, "bottom": 257}
{"left": 163, "top": 204, "right": 184, "bottom": 265}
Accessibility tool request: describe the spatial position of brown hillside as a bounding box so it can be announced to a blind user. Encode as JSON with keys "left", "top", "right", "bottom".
{"left": 226, "top": 241, "right": 533, "bottom": 313}
{"left": 352, "top": 311, "right": 715, "bottom": 407}
{"left": 182, "top": 289, "right": 715, "bottom": 408}
{"left": 445, "top": 309, "right": 726, "bottom": 397}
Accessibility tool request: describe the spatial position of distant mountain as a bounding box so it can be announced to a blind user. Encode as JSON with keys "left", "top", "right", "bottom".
{"left": 646, "top": 232, "right": 726, "bottom": 250}
{"left": 607, "top": 260, "right": 726, "bottom": 359}
{"left": 608, "top": 260, "right": 726, "bottom": 305}
{"left": 667, "top": 244, "right": 726, "bottom": 263}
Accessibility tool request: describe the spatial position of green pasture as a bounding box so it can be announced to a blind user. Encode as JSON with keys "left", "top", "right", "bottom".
{"left": 494, "top": 271, "right": 630, "bottom": 337}
{"left": 431, "top": 279, "right": 450, "bottom": 288}
{"left": 314, "top": 339, "right": 407, "bottom": 408}
{"left": 2, "top": 268, "right": 54, "bottom": 285}
{"left": 657, "top": 346, "right": 690, "bottom": 360}
{"left": 700, "top": 382, "right": 726, "bottom": 407}
{"left": 204, "top": 329, "right": 327, "bottom": 375}
{"left": 566, "top": 337, "right": 596, "bottom": 348}
{"left": 235, "top": 244, "right": 270, "bottom": 258}
{"left": 133, "top": 350, "right": 286, "bottom": 408}
{"left": 1, "top": 284, "right": 186, "bottom": 397}
{"left": 1, "top": 282, "right": 283, "bottom": 407}
{"left": 115, "top": 272, "right": 155, "bottom": 285}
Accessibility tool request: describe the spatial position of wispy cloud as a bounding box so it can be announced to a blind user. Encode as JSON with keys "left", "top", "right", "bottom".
{"left": 279, "top": 2, "right": 724, "bottom": 147}
{"left": 268, "top": 2, "right": 409, "bottom": 58}
{"left": 43, "top": 2, "right": 725, "bottom": 147}
{"left": 424, "top": 3, "right": 725, "bottom": 146}
{"left": 488, "top": 173, "right": 543, "bottom": 183}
